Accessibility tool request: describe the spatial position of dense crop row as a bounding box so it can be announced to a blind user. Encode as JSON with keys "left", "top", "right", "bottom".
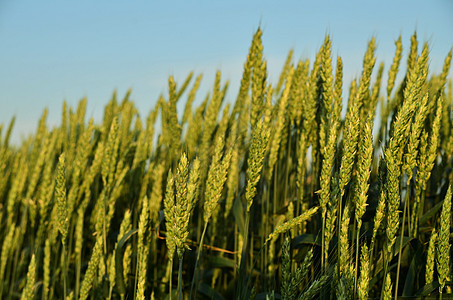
{"left": 0, "top": 29, "right": 452, "bottom": 299}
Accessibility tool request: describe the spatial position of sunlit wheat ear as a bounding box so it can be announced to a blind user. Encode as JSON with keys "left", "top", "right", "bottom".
{"left": 319, "top": 108, "right": 340, "bottom": 268}
{"left": 246, "top": 118, "right": 271, "bottom": 212}
{"left": 163, "top": 170, "right": 177, "bottom": 261}
{"left": 225, "top": 121, "right": 239, "bottom": 219}
{"left": 107, "top": 253, "right": 116, "bottom": 297}
{"left": 79, "top": 234, "right": 103, "bottom": 300}
{"left": 43, "top": 238, "right": 51, "bottom": 300}
{"left": 185, "top": 95, "right": 207, "bottom": 157}
{"left": 354, "top": 116, "right": 373, "bottom": 231}
{"left": 20, "top": 254, "right": 36, "bottom": 300}
{"left": 371, "top": 189, "right": 386, "bottom": 253}
{"left": 55, "top": 153, "right": 68, "bottom": 245}
{"left": 232, "top": 27, "right": 260, "bottom": 116}
{"left": 338, "top": 202, "right": 351, "bottom": 277}
{"left": 265, "top": 206, "right": 319, "bottom": 244}
{"left": 439, "top": 49, "right": 452, "bottom": 88}
{"left": 380, "top": 37, "right": 403, "bottom": 142}
{"left": 174, "top": 153, "right": 191, "bottom": 258}
{"left": 173, "top": 71, "right": 193, "bottom": 101}
{"left": 437, "top": 185, "right": 451, "bottom": 294}
{"left": 333, "top": 55, "right": 343, "bottom": 107}
{"left": 116, "top": 210, "right": 132, "bottom": 289}
{"left": 324, "top": 185, "right": 338, "bottom": 264}
{"left": 268, "top": 67, "right": 294, "bottom": 175}
{"left": 413, "top": 93, "right": 443, "bottom": 234}
{"left": 319, "top": 50, "right": 342, "bottom": 224}
{"left": 166, "top": 76, "right": 182, "bottom": 152}
{"left": 407, "top": 31, "right": 419, "bottom": 76}
{"left": 267, "top": 215, "right": 285, "bottom": 274}
{"left": 182, "top": 74, "right": 202, "bottom": 125}
{"left": 385, "top": 45, "right": 430, "bottom": 260}
{"left": 357, "top": 243, "right": 370, "bottom": 300}
{"left": 426, "top": 228, "right": 437, "bottom": 285}
{"left": 73, "top": 118, "right": 94, "bottom": 178}
{"left": 187, "top": 158, "right": 200, "bottom": 213}
{"left": 356, "top": 37, "right": 376, "bottom": 114}
{"left": 102, "top": 115, "right": 119, "bottom": 187}
{"left": 0, "top": 223, "right": 15, "bottom": 284}
{"left": 175, "top": 154, "right": 189, "bottom": 220}
{"left": 369, "top": 61, "right": 384, "bottom": 119}
{"left": 199, "top": 74, "right": 226, "bottom": 176}
{"left": 204, "top": 135, "right": 232, "bottom": 223}
{"left": 383, "top": 273, "right": 393, "bottom": 300}
{"left": 25, "top": 131, "right": 52, "bottom": 215}
{"left": 319, "top": 35, "right": 333, "bottom": 157}
{"left": 250, "top": 28, "right": 266, "bottom": 130}
{"left": 289, "top": 59, "right": 308, "bottom": 129}
{"left": 149, "top": 161, "right": 166, "bottom": 225}
{"left": 338, "top": 87, "right": 360, "bottom": 198}
{"left": 308, "top": 46, "right": 322, "bottom": 122}
{"left": 144, "top": 105, "right": 158, "bottom": 155}
{"left": 137, "top": 195, "right": 150, "bottom": 300}
{"left": 352, "top": 109, "right": 374, "bottom": 287}
{"left": 74, "top": 208, "right": 84, "bottom": 298}
{"left": 1, "top": 115, "right": 15, "bottom": 148}
{"left": 404, "top": 92, "right": 429, "bottom": 181}
{"left": 163, "top": 153, "right": 193, "bottom": 262}
{"left": 275, "top": 49, "right": 293, "bottom": 97}
{"left": 404, "top": 92, "right": 429, "bottom": 233}
{"left": 387, "top": 36, "right": 403, "bottom": 99}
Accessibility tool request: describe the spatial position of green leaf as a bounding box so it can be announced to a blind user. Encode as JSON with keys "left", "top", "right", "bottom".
{"left": 402, "top": 240, "right": 423, "bottom": 296}
{"left": 255, "top": 291, "right": 280, "bottom": 300}
{"left": 419, "top": 199, "right": 444, "bottom": 225}
{"left": 415, "top": 281, "right": 440, "bottom": 297}
{"left": 207, "top": 255, "right": 236, "bottom": 269}
{"left": 198, "top": 282, "right": 225, "bottom": 300}
{"left": 292, "top": 233, "right": 322, "bottom": 248}
{"left": 392, "top": 236, "right": 414, "bottom": 256}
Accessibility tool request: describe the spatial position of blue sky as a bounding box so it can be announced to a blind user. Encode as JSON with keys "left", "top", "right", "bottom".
{"left": 1, "top": 0, "right": 452, "bottom": 143}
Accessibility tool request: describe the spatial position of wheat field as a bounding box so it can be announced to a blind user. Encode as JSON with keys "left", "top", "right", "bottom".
{"left": 0, "top": 28, "right": 452, "bottom": 299}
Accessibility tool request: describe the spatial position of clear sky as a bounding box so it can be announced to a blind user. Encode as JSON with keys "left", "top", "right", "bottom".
{"left": 1, "top": 0, "right": 452, "bottom": 143}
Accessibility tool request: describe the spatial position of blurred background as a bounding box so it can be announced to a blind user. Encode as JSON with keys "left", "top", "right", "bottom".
{"left": 0, "top": 0, "right": 452, "bottom": 144}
